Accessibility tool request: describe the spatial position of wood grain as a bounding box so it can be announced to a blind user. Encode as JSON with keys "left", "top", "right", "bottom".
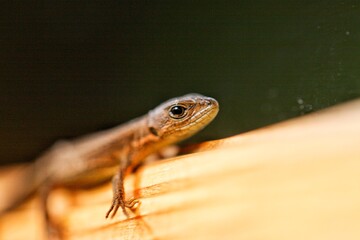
{"left": 1, "top": 99, "right": 360, "bottom": 240}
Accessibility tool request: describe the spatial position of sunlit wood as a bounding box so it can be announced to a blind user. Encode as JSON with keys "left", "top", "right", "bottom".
{"left": 1, "top": 99, "right": 360, "bottom": 240}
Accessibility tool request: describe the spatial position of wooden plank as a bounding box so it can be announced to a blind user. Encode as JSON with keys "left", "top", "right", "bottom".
{"left": 1, "top": 99, "right": 360, "bottom": 240}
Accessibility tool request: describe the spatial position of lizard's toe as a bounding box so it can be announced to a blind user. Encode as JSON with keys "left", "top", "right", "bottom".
{"left": 105, "top": 197, "right": 128, "bottom": 219}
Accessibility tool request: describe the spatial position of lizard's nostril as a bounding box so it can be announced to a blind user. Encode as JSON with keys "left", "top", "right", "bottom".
{"left": 202, "top": 99, "right": 211, "bottom": 106}
{"left": 203, "top": 97, "right": 218, "bottom": 107}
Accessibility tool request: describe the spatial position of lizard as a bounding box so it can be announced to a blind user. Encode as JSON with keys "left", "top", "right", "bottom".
{"left": 0, "top": 93, "right": 219, "bottom": 237}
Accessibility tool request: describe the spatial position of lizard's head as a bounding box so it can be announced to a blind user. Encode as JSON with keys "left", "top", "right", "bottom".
{"left": 147, "top": 93, "right": 219, "bottom": 144}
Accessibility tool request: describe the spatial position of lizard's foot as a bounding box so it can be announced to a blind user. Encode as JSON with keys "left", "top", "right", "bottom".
{"left": 105, "top": 196, "right": 127, "bottom": 219}
{"left": 105, "top": 197, "right": 140, "bottom": 219}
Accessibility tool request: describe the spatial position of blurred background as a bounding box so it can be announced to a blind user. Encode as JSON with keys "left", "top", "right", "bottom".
{"left": 0, "top": 1, "right": 359, "bottom": 165}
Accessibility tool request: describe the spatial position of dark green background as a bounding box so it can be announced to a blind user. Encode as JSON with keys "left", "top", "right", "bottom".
{"left": 1, "top": 1, "right": 359, "bottom": 164}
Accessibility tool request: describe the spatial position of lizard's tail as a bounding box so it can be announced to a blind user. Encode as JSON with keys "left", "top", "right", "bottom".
{"left": 0, "top": 163, "right": 41, "bottom": 214}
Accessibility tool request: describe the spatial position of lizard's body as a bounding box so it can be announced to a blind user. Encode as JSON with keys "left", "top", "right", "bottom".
{"left": 1, "top": 93, "right": 219, "bottom": 236}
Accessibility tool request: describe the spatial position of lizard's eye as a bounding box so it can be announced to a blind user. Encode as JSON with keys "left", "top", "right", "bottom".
{"left": 169, "top": 105, "right": 187, "bottom": 119}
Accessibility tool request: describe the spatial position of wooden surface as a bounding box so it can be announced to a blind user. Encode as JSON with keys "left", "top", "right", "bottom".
{"left": 1, "top": 99, "right": 360, "bottom": 240}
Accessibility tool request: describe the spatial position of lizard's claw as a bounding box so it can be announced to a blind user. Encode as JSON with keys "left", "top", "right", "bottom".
{"left": 125, "top": 197, "right": 140, "bottom": 209}
{"left": 105, "top": 196, "right": 127, "bottom": 219}
{"left": 105, "top": 197, "right": 140, "bottom": 219}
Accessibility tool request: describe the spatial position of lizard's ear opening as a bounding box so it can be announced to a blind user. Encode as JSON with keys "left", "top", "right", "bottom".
{"left": 149, "top": 127, "right": 159, "bottom": 137}
{"left": 147, "top": 111, "right": 159, "bottom": 137}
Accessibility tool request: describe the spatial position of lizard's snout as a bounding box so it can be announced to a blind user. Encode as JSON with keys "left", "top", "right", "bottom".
{"left": 202, "top": 97, "right": 218, "bottom": 108}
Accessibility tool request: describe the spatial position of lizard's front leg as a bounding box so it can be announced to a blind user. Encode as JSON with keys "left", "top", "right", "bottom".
{"left": 105, "top": 156, "right": 139, "bottom": 219}
{"left": 105, "top": 169, "right": 127, "bottom": 218}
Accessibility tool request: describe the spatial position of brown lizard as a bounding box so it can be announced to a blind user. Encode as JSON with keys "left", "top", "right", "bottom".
{"left": 1, "top": 93, "right": 219, "bottom": 237}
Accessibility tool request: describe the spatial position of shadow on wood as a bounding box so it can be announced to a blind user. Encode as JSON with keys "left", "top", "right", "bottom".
{"left": 1, "top": 99, "right": 360, "bottom": 240}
